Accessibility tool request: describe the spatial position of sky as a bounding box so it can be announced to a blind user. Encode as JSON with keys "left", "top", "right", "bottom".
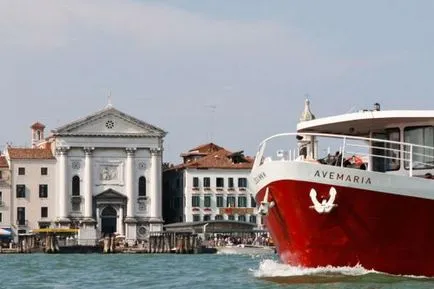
{"left": 1, "top": 0, "right": 434, "bottom": 163}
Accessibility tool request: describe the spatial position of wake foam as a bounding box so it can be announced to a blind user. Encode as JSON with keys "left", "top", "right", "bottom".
{"left": 252, "top": 259, "right": 374, "bottom": 278}
{"left": 250, "top": 259, "right": 433, "bottom": 284}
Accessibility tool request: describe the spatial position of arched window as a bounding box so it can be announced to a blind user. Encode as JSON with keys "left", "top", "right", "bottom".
{"left": 72, "top": 175, "right": 80, "bottom": 196}
{"left": 138, "top": 176, "right": 146, "bottom": 197}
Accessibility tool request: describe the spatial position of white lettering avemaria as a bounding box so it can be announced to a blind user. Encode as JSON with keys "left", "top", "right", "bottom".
{"left": 314, "top": 170, "right": 371, "bottom": 184}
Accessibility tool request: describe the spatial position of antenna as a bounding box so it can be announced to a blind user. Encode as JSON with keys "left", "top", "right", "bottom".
{"left": 107, "top": 89, "right": 113, "bottom": 107}
{"left": 205, "top": 104, "right": 217, "bottom": 142}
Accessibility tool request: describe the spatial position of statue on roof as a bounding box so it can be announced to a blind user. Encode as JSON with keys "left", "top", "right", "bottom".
{"left": 299, "top": 96, "right": 316, "bottom": 122}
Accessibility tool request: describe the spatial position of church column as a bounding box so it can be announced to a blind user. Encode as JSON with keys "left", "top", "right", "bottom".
{"left": 150, "top": 147, "right": 162, "bottom": 220}
{"left": 125, "top": 148, "right": 136, "bottom": 218}
{"left": 119, "top": 206, "right": 124, "bottom": 236}
{"left": 83, "top": 147, "right": 94, "bottom": 219}
{"left": 56, "top": 147, "right": 70, "bottom": 223}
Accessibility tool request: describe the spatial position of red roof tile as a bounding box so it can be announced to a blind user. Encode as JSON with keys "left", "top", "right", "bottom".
{"left": 0, "top": 156, "right": 8, "bottom": 167}
{"left": 30, "top": 122, "right": 46, "bottom": 129}
{"left": 8, "top": 148, "right": 55, "bottom": 160}
{"left": 183, "top": 143, "right": 223, "bottom": 155}
{"left": 172, "top": 147, "right": 253, "bottom": 170}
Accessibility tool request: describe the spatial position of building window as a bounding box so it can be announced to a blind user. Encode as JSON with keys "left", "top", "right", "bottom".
{"left": 41, "top": 167, "right": 48, "bottom": 175}
{"left": 72, "top": 175, "right": 80, "bottom": 196}
{"left": 39, "top": 184, "right": 48, "bottom": 198}
{"left": 216, "top": 177, "right": 224, "bottom": 189}
{"left": 0, "top": 171, "right": 2, "bottom": 179}
{"left": 193, "top": 214, "right": 200, "bottom": 222}
{"left": 404, "top": 126, "right": 434, "bottom": 169}
{"left": 138, "top": 176, "right": 146, "bottom": 197}
{"left": 16, "top": 185, "right": 25, "bottom": 198}
{"left": 228, "top": 178, "right": 234, "bottom": 189}
{"left": 238, "top": 196, "right": 247, "bottom": 207}
{"left": 193, "top": 177, "right": 199, "bottom": 188}
{"left": 41, "top": 207, "right": 48, "bottom": 218}
{"left": 17, "top": 207, "right": 25, "bottom": 225}
{"left": 238, "top": 215, "right": 246, "bottom": 222}
{"left": 249, "top": 215, "right": 257, "bottom": 223}
{"left": 251, "top": 196, "right": 257, "bottom": 208}
{"left": 192, "top": 195, "right": 200, "bottom": 207}
{"left": 203, "top": 215, "right": 211, "bottom": 221}
{"left": 216, "top": 196, "right": 224, "bottom": 208}
{"left": 226, "top": 196, "right": 236, "bottom": 207}
{"left": 203, "top": 177, "right": 211, "bottom": 189}
{"left": 215, "top": 214, "right": 223, "bottom": 220}
{"left": 18, "top": 167, "right": 25, "bottom": 175}
{"left": 238, "top": 178, "right": 247, "bottom": 189}
{"left": 228, "top": 215, "right": 235, "bottom": 221}
{"left": 204, "top": 195, "right": 211, "bottom": 207}
{"left": 0, "top": 191, "right": 2, "bottom": 202}
{"left": 0, "top": 212, "right": 2, "bottom": 222}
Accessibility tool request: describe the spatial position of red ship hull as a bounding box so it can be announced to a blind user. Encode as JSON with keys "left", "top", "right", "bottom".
{"left": 256, "top": 178, "right": 434, "bottom": 277}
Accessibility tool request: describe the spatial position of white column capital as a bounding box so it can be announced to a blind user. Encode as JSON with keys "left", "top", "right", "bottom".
{"left": 84, "top": 147, "right": 95, "bottom": 155}
{"left": 150, "top": 147, "right": 163, "bottom": 156}
{"left": 126, "top": 147, "right": 137, "bottom": 155}
{"left": 56, "top": 146, "right": 69, "bottom": 156}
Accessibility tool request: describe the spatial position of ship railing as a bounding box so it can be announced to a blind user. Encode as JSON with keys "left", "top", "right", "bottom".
{"left": 253, "top": 132, "right": 434, "bottom": 177}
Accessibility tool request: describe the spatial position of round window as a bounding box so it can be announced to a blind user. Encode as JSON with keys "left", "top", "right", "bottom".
{"left": 105, "top": 120, "right": 115, "bottom": 129}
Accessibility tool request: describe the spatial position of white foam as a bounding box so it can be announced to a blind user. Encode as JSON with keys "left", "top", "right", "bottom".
{"left": 251, "top": 259, "right": 376, "bottom": 278}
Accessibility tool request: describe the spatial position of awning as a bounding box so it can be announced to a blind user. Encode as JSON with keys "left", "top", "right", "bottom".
{"left": 0, "top": 228, "right": 12, "bottom": 238}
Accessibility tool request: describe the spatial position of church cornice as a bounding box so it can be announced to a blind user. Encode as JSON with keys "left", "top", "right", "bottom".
{"left": 52, "top": 133, "right": 162, "bottom": 138}
{"left": 51, "top": 106, "right": 167, "bottom": 138}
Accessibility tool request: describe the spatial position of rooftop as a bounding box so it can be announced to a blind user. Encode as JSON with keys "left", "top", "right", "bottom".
{"left": 169, "top": 143, "right": 253, "bottom": 171}
{"left": 7, "top": 148, "right": 55, "bottom": 160}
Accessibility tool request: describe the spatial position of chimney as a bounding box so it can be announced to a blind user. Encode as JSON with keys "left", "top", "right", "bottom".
{"left": 30, "top": 122, "right": 46, "bottom": 148}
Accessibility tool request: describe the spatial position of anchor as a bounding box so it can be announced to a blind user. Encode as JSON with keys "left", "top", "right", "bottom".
{"left": 258, "top": 187, "right": 275, "bottom": 215}
{"left": 309, "top": 187, "right": 337, "bottom": 214}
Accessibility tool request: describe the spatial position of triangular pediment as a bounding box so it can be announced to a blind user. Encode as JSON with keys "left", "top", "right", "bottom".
{"left": 95, "top": 189, "right": 126, "bottom": 200}
{"left": 52, "top": 106, "right": 166, "bottom": 137}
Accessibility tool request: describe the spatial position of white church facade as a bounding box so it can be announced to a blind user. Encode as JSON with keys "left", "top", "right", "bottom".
{"left": 1, "top": 104, "right": 166, "bottom": 244}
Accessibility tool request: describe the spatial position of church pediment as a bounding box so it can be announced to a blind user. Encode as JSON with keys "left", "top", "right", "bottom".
{"left": 52, "top": 106, "right": 166, "bottom": 138}
{"left": 95, "top": 189, "right": 126, "bottom": 200}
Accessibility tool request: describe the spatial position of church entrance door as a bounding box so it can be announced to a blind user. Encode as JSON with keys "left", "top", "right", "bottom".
{"left": 101, "top": 206, "right": 117, "bottom": 235}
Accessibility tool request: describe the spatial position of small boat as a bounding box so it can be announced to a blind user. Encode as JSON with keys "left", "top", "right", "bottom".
{"left": 249, "top": 99, "right": 434, "bottom": 277}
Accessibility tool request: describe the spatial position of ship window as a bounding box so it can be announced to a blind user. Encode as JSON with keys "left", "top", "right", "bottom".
{"left": 404, "top": 126, "right": 434, "bottom": 170}
{"left": 371, "top": 128, "right": 400, "bottom": 172}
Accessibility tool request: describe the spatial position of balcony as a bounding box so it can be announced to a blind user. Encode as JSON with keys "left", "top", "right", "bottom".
{"left": 16, "top": 219, "right": 29, "bottom": 226}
